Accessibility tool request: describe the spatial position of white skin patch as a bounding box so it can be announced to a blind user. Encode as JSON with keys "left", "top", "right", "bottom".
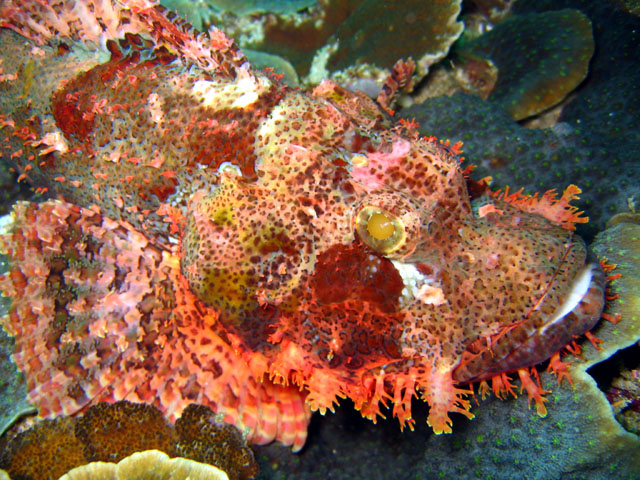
{"left": 217, "top": 161, "right": 243, "bottom": 176}
{"left": 538, "top": 262, "right": 595, "bottom": 334}
{"left": 391, "top": 260, "right": 447, "bottom": 307}
{"left": 192, "top": 75, "right": 268, "bottom": 109}
{"left": 147, "top": 92, "right": 164, "bottom": 124}
{"left": 0, "top": 213, "right": 14, "bottom": 235}
{"left": 415, "top": 284, "right": 447, "bottom": 306}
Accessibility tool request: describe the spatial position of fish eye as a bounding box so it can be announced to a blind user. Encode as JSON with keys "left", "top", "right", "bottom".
{"left": 367, "top": 212, "right": 395, "bottom": 240}
{"left": 353, "top": 191, "right": 421, "bottom": 259}
{"left": 356, "top": 206, "right": 407, "bottom": 255}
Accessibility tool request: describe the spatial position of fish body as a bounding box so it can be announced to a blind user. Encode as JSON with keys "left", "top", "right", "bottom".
{"left": 0, "top": 0, "right": 605, "bottom": 449}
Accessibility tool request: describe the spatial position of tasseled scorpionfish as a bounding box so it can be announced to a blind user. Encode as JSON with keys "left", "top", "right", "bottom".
{"left": 0, "top": 0, "right": 605, "bottom": 450}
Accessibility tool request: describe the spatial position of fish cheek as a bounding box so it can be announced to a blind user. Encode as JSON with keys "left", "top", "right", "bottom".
{"left": 306, "top": 242, "right": 406, "bottom": 367}
{"left": 181, "top": 215, "right": 260, "bottom": 324}
{"left": 179, "top": 185, "right": 266, "bottom": 323}
{"left": 310, "top": 243, "right": 404, "bottom": 313}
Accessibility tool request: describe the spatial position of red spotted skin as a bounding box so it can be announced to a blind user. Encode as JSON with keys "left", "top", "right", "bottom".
{"left": 0, "top": 0, "right": 605, "bottom": 446}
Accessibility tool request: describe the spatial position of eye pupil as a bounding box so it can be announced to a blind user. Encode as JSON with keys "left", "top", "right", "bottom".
{"left": 367, "top": 212, "right": 395, "bottom": 240}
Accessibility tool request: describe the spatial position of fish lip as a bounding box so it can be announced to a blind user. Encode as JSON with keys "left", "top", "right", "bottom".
{"left": 538, "top": 252, "right": 606, "bottom": 336}
{"left": 505, "top": 249, "right": 606, "bottom": 364}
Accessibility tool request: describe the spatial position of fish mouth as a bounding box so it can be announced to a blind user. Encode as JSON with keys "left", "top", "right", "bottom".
{"left": 453, "top": 249, "right": 606, "bottom": 384}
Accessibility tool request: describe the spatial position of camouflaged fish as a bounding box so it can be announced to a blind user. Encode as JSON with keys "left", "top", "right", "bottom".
{"left": 0, "top": 0, "right": 605, "bottom": 450}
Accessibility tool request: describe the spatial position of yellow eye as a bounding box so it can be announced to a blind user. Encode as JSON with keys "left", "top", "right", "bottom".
{"left": 353, "top": 191, "right": 421, "bottom": 259}
{"left": 367, "top": 212, "right": 395, "bottom": 240}
{"left": 356, "top": 206, "right": 406, "bottom": 256}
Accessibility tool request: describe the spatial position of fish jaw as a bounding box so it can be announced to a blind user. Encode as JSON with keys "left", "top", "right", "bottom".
{"left": 452, "top": 237, "right": 606, "bottom": 385}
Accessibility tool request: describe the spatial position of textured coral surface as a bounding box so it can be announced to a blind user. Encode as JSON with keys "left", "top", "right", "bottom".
{"left": 458, "top": 9, "right": 594, "bottom": 120}
{"left": 0, "top": 0, "right": 607, "bottom": 454}
{"left": 0, "top": 401, "right": 258, "bottom": 480}
{"left": 180, "top": 0, "right": 464, "bottom": 86}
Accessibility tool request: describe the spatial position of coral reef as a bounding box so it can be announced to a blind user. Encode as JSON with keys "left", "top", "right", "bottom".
{"left": 255, "top": 367, "right": 640, "bottom": 479}
{"left": 161, "top": 0, "right": 318, "bottom": 36}
{"left": 609, "top": 0, "right": 640, "bottom": 15}
{"left": 399, "top": 1, "right": 639, "bottom": 238}
{"left": 0, "top": 401, "right": 258, "bottom": 480}
{"left": 324, "top": 0, "right": 464, "bottom": 76}
{"left": 223, "top": 0, "right": 361, "bottom": 80}
{"left": 398, "top": 92, "right": 635, "bottom": 238}
{"left": 175, "top": 405, "right": 259, "bottom": 479}
{"left": 0, "top": 417, "right": 85, "bottom": 480}
{"left": 206, "top": 0, "right": 317, "bottom": 15}
{"left": 592, "top": 219, "right": 640, "bottom": 429}
{"left": 607, "top": 367, "right": 640, "bottom": 434}
{"left": 73, "top": 402, "right": 177, "bottom": 463}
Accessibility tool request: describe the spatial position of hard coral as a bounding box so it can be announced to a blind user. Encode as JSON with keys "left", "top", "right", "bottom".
{"left": 514, "top": 0, "right": 640, "bottom": 200}
{"left": 188, "top": 0, "right": 462, "bottom": 88}
{"left": 326, "top": 0, "right": 464, "bottom": 76}
{"left": 74, "top": 402, "right": 176, "bottom": 463}
{"left": 0, "top": 401, "right": 258, "bottom": 480}
{"left": 175, "top": 405, "right": 259, "bottom": 480}
{"left": 458, "top": 8, "right": 594, "bottom": 120}
{"left": 0, "top": 417, "right": 84, "bottom": 480}
{"left": 56, "top": 450, "right": 228, "bottom": 480}
{"left": 592, "top": 219, "right": 640, "bottom": 414}
{"left": 397, "top": 91, "right": 635, "bottom": 236}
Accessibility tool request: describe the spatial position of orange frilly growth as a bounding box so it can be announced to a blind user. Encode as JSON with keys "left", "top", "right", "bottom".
{"left": 492, "top": 184, "right": 588, "bottom": 230}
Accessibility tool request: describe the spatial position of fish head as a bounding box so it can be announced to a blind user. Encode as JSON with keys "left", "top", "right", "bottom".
{"left": 180, "top": 80, "right": 604, "bottom": 395}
